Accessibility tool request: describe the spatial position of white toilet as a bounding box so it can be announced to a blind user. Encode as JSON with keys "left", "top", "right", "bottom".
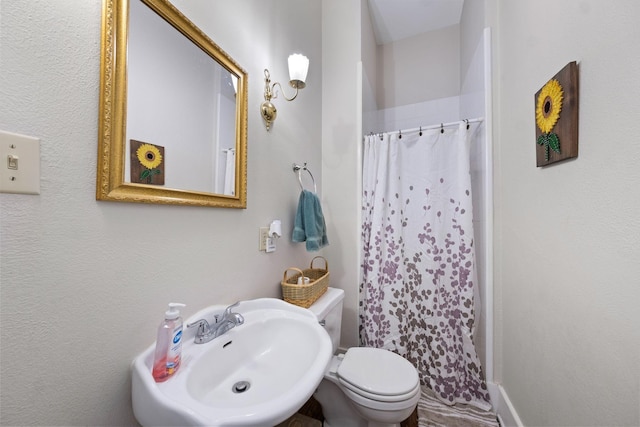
{"left": 307, "top": 287, "right": 421, "bottom": 427}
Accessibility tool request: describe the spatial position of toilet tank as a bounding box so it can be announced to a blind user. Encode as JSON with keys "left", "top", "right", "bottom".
{"left": 307, "top": 287, "right": 344, "bottom": 353}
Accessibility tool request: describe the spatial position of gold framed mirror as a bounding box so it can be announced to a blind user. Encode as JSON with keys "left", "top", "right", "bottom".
{"left": 97, "top": 0, "right": 248, "bottom": 208}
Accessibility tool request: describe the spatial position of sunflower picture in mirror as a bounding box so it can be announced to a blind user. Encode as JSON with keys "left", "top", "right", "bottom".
{"left": 130, "top": 140, "right": 165, "bottom": 185}
{"left": 534, "top": 62, "right": 579, "bottom": 167}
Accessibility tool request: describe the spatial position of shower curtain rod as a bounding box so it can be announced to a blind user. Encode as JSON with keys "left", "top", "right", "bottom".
{"left": 370, "top": 117, "right": 483, "bottom": 138}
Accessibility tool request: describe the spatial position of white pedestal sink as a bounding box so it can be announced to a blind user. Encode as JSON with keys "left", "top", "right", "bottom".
{"left": 132, "top": 298, "right": 332, "bottom": 426}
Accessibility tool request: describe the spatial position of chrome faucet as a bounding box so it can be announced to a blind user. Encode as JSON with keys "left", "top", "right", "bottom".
{"left": 187, "top": 302, "right": 245, "bottom": 344}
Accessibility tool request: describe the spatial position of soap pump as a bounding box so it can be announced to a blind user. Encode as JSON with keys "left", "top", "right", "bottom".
{"left": 152, "top": 302, "right": 186, "bottom": 382}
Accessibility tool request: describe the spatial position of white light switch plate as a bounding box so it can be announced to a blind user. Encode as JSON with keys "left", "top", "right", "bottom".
{"left": 0, "top": 130, "right": 40, "bottom": 195}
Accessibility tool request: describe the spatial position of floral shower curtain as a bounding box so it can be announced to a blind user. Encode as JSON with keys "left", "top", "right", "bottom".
{"left": 360, "top": 122, "right": 491, "bottom": 410}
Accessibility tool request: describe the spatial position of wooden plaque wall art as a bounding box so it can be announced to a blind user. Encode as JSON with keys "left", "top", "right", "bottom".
{"left": 534, "top": 61, "right": 579, "bottom": 167}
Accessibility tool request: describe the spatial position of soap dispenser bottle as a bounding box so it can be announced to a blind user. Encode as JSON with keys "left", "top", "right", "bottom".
{"left": 152, "top": 302, "right": 186, "bottom": 382}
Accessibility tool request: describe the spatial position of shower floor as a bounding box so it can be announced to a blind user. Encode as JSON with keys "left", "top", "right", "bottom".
{"left": 416, "top": 387, "right": 499, "bottom": 427}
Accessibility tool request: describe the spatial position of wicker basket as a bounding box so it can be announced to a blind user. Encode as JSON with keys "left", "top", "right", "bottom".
{"left": 281, "top": 256, "right": 330, "bottom": 308}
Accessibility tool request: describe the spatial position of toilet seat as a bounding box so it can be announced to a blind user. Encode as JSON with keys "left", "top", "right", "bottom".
{"left": 339, "top": 378, "right": 421, "bottom": 403}
{"left": 336, "top": 347, "right": 420, "bottom": 403}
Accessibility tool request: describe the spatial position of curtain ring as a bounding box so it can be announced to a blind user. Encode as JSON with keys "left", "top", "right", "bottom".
{"left": 465, "top": 119, "right": 470, "bottom": 129}
{"left": 398, "top": 130, "right": 402, "bottom": 139}
{"left": 440, "top": 123, "right": 444, "bottom": 134}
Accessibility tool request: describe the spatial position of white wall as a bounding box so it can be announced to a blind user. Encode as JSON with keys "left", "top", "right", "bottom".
{"left": 460, "top": 0, "right": 486, "bottom": 97}
{"left": 494, "top": 0, "right": 640, "bottom": 425}
{"left": 376, "top": 24, "right": 460, "bottom": 109}
{"left": 365, "top": 96, "right": 460, "bottom": 134}
{"left": 0, "top": 1, "right": 321, "bottom": 425}
{"left": 321, "top": 0, "right": 362, "bottom": 348}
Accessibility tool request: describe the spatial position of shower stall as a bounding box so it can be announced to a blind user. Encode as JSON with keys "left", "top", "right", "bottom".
{"left": 359, "top": 26, "right": 494, "bottom": 396}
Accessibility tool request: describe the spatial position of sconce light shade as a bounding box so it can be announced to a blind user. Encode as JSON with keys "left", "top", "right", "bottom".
{"left": 288, "top": 54, "right": 309, "bottom": 89}
{"left": 261, "top": 53, "right": 309, "bottom": 131}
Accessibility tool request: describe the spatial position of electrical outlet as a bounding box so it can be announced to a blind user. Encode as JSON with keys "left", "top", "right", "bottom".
{"left": 259, "top": 227, "right": 269, "bottom": 251}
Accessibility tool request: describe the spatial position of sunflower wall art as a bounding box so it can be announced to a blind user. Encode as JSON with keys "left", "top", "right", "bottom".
{"left": 535, "top": 61, "right": 579, "bottom": 167}
{"left": 130, "top": 139, "right": 165, "bottom": 185}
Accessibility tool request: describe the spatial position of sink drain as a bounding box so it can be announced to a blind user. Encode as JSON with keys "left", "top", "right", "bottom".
{"left": 232, "top": 380, "right": 251, "bottom": 394}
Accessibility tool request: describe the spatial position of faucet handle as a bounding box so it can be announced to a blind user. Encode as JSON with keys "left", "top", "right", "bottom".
{"left": 187, "top": 319, "right": 210, "bottom": 336}
{"left": 223, "top": 301, "right": 244, "bottom": 325}
{"left": 223, "top": 301, "right": 240, "bottom": 315}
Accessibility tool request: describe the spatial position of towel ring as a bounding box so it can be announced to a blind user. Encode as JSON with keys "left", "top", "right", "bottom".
{"left": 293, "top": 163, "right": 317, "bottom": 193}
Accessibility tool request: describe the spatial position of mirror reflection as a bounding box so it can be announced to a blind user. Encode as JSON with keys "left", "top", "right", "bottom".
{"left": 96, "top": 0, "right": 248, "bottom": 208}
{"left": 127, "top": 0, "right": 237, "bottom": 194}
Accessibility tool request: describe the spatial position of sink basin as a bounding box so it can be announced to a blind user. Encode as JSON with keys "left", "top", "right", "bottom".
{"left": 132, "top": 298, "right": 332, "bottom": 426}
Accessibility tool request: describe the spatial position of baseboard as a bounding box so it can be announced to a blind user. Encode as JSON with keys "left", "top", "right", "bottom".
{"left": 487, "top": 382, "right": 524, "bottom": 427}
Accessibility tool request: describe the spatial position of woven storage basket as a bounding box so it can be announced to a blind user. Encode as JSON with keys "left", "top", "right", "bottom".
{"left": 281, "top": 256, "right": 329, "bottom": 308}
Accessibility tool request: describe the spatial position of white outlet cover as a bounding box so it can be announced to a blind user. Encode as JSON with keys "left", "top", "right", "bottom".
{"left": 259, "top": 227, "right": 269, "bottom": 251}
{"left": 0, "top": 130, "right": 40, "bottom": 195}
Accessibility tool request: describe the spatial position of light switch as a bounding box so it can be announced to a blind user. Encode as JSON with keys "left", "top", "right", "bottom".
{"left": 7, "top": 154, "right": 19, "bottom": 170}
{"left": 0, "top": 130, "right": 40, "bottom": 195}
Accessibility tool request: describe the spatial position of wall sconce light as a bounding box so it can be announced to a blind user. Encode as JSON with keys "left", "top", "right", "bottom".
{"left": 260, "top": 53, "right": 309, "bottom": 131}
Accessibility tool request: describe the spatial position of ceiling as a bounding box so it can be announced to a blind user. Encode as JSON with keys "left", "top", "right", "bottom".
{"left": 368, "top": 0, "right": 465, "bottom": 45}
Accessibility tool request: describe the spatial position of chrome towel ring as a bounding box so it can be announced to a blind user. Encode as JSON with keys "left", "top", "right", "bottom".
{"left": 292, "top": 162, "right": 317, "bottom": 193}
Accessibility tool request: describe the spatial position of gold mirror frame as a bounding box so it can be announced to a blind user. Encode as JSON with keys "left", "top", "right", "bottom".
{"left": 97, "top": 0, "right": 248, "bottom": 208}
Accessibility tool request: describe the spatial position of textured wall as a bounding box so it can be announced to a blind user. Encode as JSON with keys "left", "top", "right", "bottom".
{"left": 321, "top": 0, "right": 362, "bottom": 347}
{"left": 494, "top": 0, "right": 640, "bottom": 425}
{"left": 0, "top": 0, "right": 321, "bottom": 425}
{"left": 376, "top": 24, "right": 460, "bottom": 109}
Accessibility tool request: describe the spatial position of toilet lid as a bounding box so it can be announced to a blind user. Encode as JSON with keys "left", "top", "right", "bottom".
{"left": 337, "top": 348, "right": 419, "bottom": 398}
